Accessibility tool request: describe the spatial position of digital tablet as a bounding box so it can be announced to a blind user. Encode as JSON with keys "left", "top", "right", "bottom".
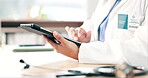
{"left": 19, "top": 24, "right": 81, "bottom": 47}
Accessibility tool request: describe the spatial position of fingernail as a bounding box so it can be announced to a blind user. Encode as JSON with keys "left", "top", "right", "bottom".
{"left": 65, "top": 26, "right": 69, "bottom": 29}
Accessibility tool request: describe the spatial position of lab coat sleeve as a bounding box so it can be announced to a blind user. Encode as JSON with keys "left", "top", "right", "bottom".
{"left": 78, "top": 25, "right": 147, "bottom": 68}
{"left": 78, "top": 39, "right": 123, "bottom": 64}
{"left": 78, "top": 13, "right": 148, "bottom": 69}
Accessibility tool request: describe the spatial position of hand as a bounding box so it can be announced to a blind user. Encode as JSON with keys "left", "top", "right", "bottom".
{"left": 65, "top": 26, "right": 91, "bottom": 43}
{"left": 43, "top": 31, "right": 79, "bottom": 60}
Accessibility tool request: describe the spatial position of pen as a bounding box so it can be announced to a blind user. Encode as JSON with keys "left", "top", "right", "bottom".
{"left": 56, "top": 73, "right": 101, "bottom": 77}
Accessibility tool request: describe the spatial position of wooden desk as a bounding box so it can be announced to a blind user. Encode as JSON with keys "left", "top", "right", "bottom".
{"left": 1, "top": 46, "right": 147, "bottom": 78}
{"left": 22, "top": 59, "right": 148, "bottom": 78}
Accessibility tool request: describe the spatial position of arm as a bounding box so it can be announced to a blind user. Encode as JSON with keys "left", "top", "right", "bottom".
{"left": 78, "top": 18, "right": 148, "bottom": 69}
{"left": 43, "top": 21, "right": 147, "bottom": 68}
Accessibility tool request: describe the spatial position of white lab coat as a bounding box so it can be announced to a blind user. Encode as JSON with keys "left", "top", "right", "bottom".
{"left": 78, "top": 0, "right": 148, "bottom": 69}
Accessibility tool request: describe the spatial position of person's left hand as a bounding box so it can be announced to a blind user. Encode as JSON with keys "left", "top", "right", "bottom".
{"left": 43, "top": 31, "right": 79, "bottom": 60}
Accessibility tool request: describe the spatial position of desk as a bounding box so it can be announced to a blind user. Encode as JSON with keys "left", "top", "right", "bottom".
{"left": 0, "top": 46, "right": 148, "bottom": 78}
{"left": 0, "top": 45, "right": 72, "bottom": 77}
{"left": 22, "top": 60, "right": 148, "bottom": 78}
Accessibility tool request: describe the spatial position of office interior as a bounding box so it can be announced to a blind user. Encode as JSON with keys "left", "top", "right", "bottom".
{"left": 0, "top": 0, "right": 99, "bottom": 77}
{"left": 0, "top": 0, "right": 148, "bottom": 78}
{"left": 0, "top": 0, "right": 99, "bottom": 46}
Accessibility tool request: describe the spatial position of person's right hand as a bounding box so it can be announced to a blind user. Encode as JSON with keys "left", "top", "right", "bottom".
{"left": 65, "top": 26, "right": 91, "bottom": 43}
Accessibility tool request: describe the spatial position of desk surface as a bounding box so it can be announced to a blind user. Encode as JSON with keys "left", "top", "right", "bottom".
{"left": 0, "top": 46, "right": 148, "bottom": 78}
{"left": 22, "top": 60, "right": 148, "bottom": 78}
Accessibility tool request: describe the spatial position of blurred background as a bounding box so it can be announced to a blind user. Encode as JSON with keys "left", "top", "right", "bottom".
{"left": 0, "top": 0, "right": 99, "bottom": 46}
{"left": 0, "top": 0, "right": 99, "bottom": 76}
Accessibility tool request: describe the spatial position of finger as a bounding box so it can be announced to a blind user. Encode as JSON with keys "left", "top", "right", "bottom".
{"left": 73, "top": 29, "right": 78, "bottom": 41}
{"left": 65, "top": 26, "right": 72, "bottom": 38}
{"left": 69, "top": 27, "right": 75, "bottom": 34}
{"left": 75, "top": 27, "right": 80, "bottom": 31}
{"left": 74, "top": 36, "right": 78, "bottom": 41}
{"left": 73, "top": 27, "right": 80, "bottom": 41}
{"left": 86, "top": 30, "right": 91, "bottom": 39}
{"left": 65, "top": 26, "right": 70, "bottom": 32}
{"left": 53, "top": 31, "right": 67, "bottom": 45}
{"left": 78, "top": 28, "right": 86, "bottom": 37}
{"left": 65, "top": 26, "right": 74, "bottom": 39}
{"left": 69, "top": 27, "right": 76, "bottom": 39}
{"left": 42, "top": 35, "right": 57, "bottom": 47}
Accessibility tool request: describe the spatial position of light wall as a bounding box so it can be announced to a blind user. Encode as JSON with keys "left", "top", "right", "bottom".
{"left": 0, "top": 0, "right": 99, "bottom": 45}
{"left": 87, "top": 0, "right": 99, "bottom": 19}
{"left": 0, "top": 0, "right": 99, "bottom": 21}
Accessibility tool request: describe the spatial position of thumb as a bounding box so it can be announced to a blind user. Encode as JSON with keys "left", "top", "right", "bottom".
{"left": 53, "top": 31, "right": 67, "bottom": 45}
